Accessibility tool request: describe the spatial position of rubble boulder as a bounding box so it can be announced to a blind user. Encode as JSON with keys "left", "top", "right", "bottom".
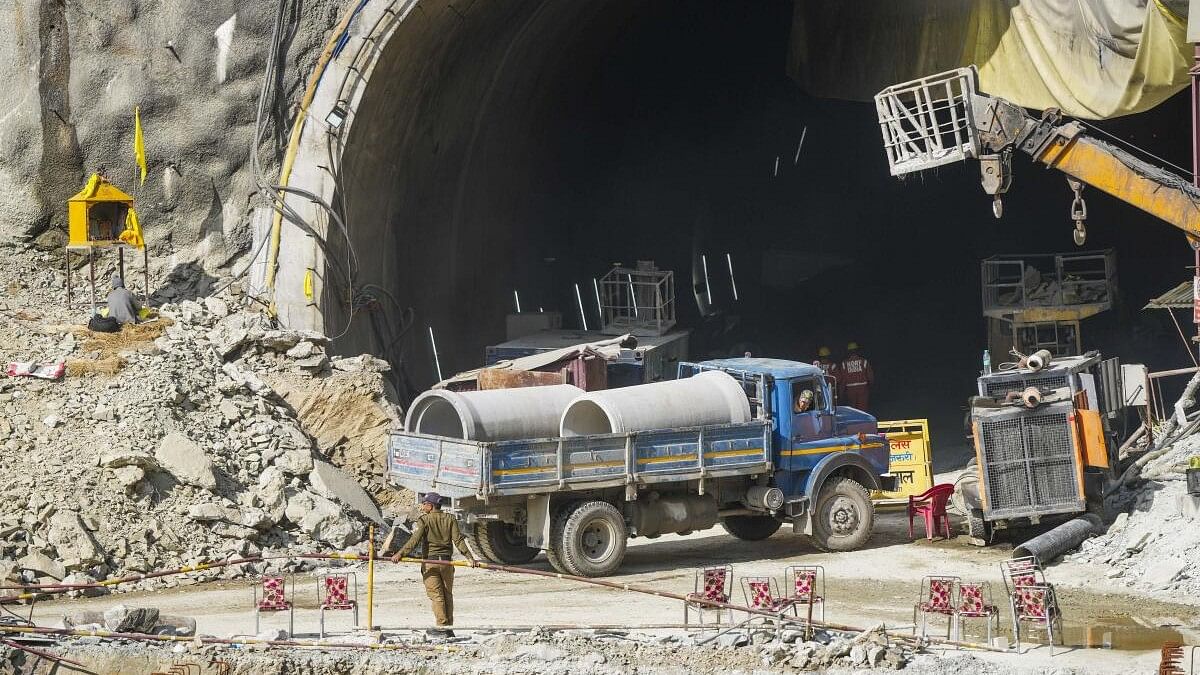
{"left": 47, "top": 512, "right": 105, "bottom": 565}
{"left": 103, "top": 604, "right": 160, "bottom": 633}
{"left": 309, "top": 460, "right": 386, "bottom": 525}
{"left": 274, "top": 449, "right": 313, "bottom": 475}
{"left": 255, "top": 466, "right": 288, "bottom": 523}
{"left": 155, "top": 432, "right": 218, "bottom": 491}
{"left": 298, "top": 492, "right": 362, "bottom": 548}
{"left": 98, "top": 447, "right": 159, "bottom": 470}
{"left": 18, "top": 551, "right": 66, "bottom": 580}
{"left": 187, "top": 504, "right": 227, "bottom": 522}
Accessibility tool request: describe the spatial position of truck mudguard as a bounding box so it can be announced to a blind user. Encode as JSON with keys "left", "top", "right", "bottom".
{"left": 803, "top": 451, "right": 884, "bottom": 500}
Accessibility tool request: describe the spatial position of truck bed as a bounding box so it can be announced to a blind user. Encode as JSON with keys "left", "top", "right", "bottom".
{"left": 388, "top": 421, "right": 772, "bottom": 499}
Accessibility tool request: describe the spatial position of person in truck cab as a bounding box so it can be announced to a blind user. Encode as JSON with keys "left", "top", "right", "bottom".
{"left": 793, "top": 388, "right": 814, "bottom": 413}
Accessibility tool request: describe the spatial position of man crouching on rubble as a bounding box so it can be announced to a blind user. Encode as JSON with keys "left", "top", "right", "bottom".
{"left": 391, "top": 492, "right": 477, "bottom": 637}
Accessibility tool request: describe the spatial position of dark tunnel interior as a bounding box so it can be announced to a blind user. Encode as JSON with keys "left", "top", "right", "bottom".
{"left": 330, "top": 0, "right": 1195, "bottom": 468}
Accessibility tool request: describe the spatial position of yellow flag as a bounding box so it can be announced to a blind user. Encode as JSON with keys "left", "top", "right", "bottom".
{"left": 134, "top": 106, "right": 147, "bottom": 185}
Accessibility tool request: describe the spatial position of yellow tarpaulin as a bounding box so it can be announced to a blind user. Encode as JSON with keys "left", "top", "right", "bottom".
{"left": 789, "top": 0, "right": 1191, "bottom": 120}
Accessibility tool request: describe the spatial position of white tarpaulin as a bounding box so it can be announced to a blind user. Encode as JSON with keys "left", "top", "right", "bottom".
{"left": 789, "top": 0, "right": 1191, "bottom": 120}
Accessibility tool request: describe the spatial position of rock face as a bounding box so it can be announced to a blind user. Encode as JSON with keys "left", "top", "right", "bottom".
{"left": 155, "top": 432, "right": 219, "bottom": 491}
{"left": 1, "top": 0, "right": 340, "bottom": 258}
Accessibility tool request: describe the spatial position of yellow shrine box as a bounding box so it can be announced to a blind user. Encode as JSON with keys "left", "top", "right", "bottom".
{"left": 65, "top": 174, "right": 148, "bottom": 311}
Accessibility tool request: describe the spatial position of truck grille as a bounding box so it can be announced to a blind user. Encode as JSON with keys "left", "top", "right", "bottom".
{"left": 975, "top": 403, "right": 1083, "bottom": 520}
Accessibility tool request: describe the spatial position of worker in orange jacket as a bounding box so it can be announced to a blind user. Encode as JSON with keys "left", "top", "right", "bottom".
{"left": 840, "top": 342, "right": 873, "bottom": 411}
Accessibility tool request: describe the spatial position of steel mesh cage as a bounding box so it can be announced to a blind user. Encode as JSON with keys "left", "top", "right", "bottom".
{"left": 874, "top": 67, "right": 981, "bottom": 176}
{"left": 976, "top": 403, "right": 1083, "bottom": 519}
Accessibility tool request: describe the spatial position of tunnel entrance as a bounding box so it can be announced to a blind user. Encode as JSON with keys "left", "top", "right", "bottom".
{"left": 329, "top": 0, "right": 1193, "bottom": 469}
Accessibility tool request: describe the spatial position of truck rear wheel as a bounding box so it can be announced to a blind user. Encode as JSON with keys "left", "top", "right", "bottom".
{"left": 545, "top": 501, "right": 580, "bottom": 574}
{"left": 720, "top": 515, "right": 782, "bottom": 541}
{"left": 556, "top": 501, "right": 627, "bottom": 577}
{"left": 810, "top": 477, "right": 874, "bottom": 552}
{"left": 477, "top": 521, "right": 540, "bottom": 565}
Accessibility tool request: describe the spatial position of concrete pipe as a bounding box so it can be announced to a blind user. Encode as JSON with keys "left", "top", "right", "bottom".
{"left": 405, "top": 385, "right": 583, "bottom": 441}
{"left": 1021, "top": 386, "right": 1043, "bottom": 408}
{"left": 1012, "top": 513, "right": 1102, "bottom": 562}
{"left": 559, "top": 370, "right": 751, "bottom": 436}
{"left": 1026, "top": 349, "right": 1053, "bottom": 372}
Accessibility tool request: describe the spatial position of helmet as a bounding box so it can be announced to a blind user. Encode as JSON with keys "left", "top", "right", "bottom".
{"left": 847, "top": 342, "right": 860, "bottom": 351}
{"left": 817, "top": 346, "right": 831, "bottom": 357}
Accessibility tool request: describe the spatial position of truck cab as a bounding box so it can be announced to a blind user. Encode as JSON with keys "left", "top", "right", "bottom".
{"left": 387, "top": 357, "right": 892, "bottom": 576}
{"left": 685, "top": 358, "right": 891, "bottom": 541}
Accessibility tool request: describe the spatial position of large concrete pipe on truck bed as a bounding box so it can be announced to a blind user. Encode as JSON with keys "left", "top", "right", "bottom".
{"left": 406, "top": 385, "right": 583, "bottom": 441}
{"left": 560, "top": 370, "right": 751, "bottom": 436}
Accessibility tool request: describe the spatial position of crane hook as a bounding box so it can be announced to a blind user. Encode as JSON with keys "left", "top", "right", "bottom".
{"left": 1068, "top": 177, "right": 1087, "bottom": 246}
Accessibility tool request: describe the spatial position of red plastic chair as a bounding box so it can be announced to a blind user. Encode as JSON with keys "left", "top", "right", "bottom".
{"left": 907, "top": 483, "right": 954, "bottom": 540}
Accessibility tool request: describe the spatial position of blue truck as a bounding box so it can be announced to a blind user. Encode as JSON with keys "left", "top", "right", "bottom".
{"left": 387, "top": 358, "right": 894, "bottom": 576}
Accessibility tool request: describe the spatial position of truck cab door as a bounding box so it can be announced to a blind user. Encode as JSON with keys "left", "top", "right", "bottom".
{"left": 789, "top": 377, "right": 834, "bottom": 443}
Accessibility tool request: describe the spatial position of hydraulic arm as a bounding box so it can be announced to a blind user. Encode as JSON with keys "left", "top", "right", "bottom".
{"left": 875, "top": 66, "right": 1200, "bottom": 244}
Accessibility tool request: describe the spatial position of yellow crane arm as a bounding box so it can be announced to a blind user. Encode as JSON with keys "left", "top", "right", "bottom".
{"left": 875, "top": 66, "right": 1200, "bottom": 241}
{"left": 1034, "top": 123, "right": 1200, "bottom": 238}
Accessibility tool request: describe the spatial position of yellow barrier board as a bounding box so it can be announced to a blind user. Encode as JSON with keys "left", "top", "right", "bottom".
{"left": 872, "top": 418, "right": 933, "bottom": 503}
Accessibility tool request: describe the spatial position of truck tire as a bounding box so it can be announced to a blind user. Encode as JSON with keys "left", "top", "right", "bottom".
{"left": 810, "top": 477, "right": 874, "bottom": 552}
{"left": 556, "top": 501, "right": 628, "bottom": 577}
{"left": 720, "top": 516, "right": 781, "bottom": 541}
{"left": 477, "top": 521, "right": 540, "bottom": 565}
{"left": 545, "top": 501, "right": 580, "bottom": 574}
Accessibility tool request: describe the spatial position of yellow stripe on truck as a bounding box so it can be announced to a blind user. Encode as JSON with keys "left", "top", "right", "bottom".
{"left": 781, "top": 442, "right": 884, "bottom": 457}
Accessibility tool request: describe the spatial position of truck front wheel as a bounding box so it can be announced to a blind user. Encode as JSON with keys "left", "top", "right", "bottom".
{"left": 477, "top": 521, "right": 540, "bottom": 565}
{"left": 810, "top": 477, "right": 874, "bottom": 551}
{"left": 556, "top": 501, "right": 627, "bottom": 577}
{"left": 720, "top": 515, "right": 782, "bottom": 541}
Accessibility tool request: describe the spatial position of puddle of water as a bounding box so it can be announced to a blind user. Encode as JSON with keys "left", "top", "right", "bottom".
{"left": 1056, "top": 616, "right": 1186, "bottom": 651}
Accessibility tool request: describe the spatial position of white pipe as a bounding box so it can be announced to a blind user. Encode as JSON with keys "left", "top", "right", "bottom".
{"left": 574, "top": 283, "right": 588, "bottom": 331}
{"left": 701, "top": 255, "right": 712, "bottom": 305}
{"left": 1026, "top": 349, "right": 1053, "bottom": 372}
{"left": 428, "top": 327, "right": 442, "bottom": 381}
{"left": 592, "top": 278, "right": 603, "bottom": 321}
{"left": 560, "top": 370, "right": 750, "bottom": 437}
{"left": 406, "top": 385, "right": 583, "bottom": 441}
{"left": 627, "top": 274, "right": 639, "bottom": 317}
{"left": 726, "top": 253, "right": 738, "bottom": 301}
{"left": 513, "top": 290, "right": 521, "bottom": 313}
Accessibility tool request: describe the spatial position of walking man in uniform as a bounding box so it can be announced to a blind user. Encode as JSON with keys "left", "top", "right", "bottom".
{"left": 391, "top": 492, "right": 477, "bottom": 637}
{"left": 840, "top": 342, "right": 874, "bottom": 411}
{"left": 813, "top": 346, "right": 839, "bottom": 382}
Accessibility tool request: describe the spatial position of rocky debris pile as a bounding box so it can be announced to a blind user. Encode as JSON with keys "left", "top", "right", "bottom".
{"left": 1069, "top": 432, "right": 1200, "bottom": 598}
{"left": 465, "top": 624, "right": 914, "bottom": 673}
{"left": 0, "top": 248, "right": 401, "bottom": 594}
